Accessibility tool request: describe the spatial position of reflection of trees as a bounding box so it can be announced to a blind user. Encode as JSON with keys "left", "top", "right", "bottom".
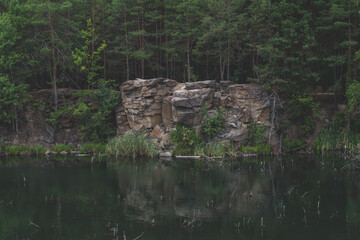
{"left": 1, "top": 156, "right": 360, "bottom": 239}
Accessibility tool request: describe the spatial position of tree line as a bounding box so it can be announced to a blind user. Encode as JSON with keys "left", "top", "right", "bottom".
{"left": 0, "top": 0, "right": 360, "bottom": 113}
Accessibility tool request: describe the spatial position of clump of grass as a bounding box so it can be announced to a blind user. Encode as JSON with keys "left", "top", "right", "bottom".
{"left": 241, "top": 144, "right": 270, "bottom": 155}
{"left": 80, "top": 143, "right": 106, "bottom": 154}
{"left": 106, "top": 131, "right": 158, "bottom": 158}
{"left": 282, "top": 138, "right": 306, "bottom": 150}
{"left": 313, "top": 124, "right": 360, "bottom": 151}
{"left": 2, "top": 145, "right": 46, "bottom": 156}
{"left": 53, "top": 144, "right": 73, "bottom": 153}
{"left": 194, "top": 141, "right": 237, "bottom": 157}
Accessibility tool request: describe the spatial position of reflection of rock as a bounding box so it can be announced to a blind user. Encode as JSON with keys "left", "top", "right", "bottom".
{"left": 118, "top": 78, "right": 272, "bottom": 144}
{"left": 118, "top": 162, "right": 274, "bottom": 224}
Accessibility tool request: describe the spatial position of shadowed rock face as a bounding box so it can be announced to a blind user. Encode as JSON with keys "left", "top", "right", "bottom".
{"left": 117, "top": 78, "right": 271, "bottom": 145}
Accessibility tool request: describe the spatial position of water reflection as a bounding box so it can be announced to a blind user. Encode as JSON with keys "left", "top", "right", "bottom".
{"left": 0, "top": 154, "right": 360, "bottom": 239}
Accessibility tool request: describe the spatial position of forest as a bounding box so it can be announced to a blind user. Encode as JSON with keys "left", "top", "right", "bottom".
{"left": 1, "top": 0, "right": 360, "bottom": 149}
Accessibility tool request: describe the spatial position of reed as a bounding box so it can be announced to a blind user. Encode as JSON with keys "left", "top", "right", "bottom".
{"left": 79, "top": 143, "right": 106, "bottom": 154}
{"left": 194, "top": 141, "right": 237, "bottom": 157}
{"left": 106, "top": 131, "right": 157, "bottom": 158}
{"left": 313, "top": 124, "right": 360, "bottom": 151}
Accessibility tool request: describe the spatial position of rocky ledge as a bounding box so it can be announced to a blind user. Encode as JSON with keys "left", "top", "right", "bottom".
{"left": 116, "top": 78, "right": 272, "bottom": 147}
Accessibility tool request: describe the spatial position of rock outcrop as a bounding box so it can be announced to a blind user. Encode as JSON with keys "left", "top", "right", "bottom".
{"left": 117, "top": 78, "right": 271, "bottom": 146}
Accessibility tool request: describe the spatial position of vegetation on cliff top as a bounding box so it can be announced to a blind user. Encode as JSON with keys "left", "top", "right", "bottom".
{"left": 1, "top": 0, "right": 360, "bottom": 151}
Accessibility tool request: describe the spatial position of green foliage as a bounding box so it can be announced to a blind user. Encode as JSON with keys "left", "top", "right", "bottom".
{"left": 313, "top": 112, "right": 360, "bottom": 151}
{"left": 170, "top": 125, "right": 201, "bottom": 155}
{"left": 79, "top": 143, "right": 106, "bottom": 155}
{"left": 200, "top": 107, "right": 225, "bottom": 139}
{"left": 248, "top": 123, "right": 268, "bottom": 145}
{"left": 72, "top": 19, "right": 107, "bottom": 88}
{"left": 282, "top": 138, "right": 306, "bottom": 150}
{"left": 285, "top": 95, "right": 321, "bottom": 137}
{"left": 106, "top": 132, "right": 157, "bottom": 159}
{"left": 1, "top": 144, "right": 46, "bottom": 156}
{"left": 47, "top": 85, "right": 120, "bottom": 143}
{"left": 346, "top": 81, "right": 360, "bottom": 111}
{"left": 0, "top": 75, "right": 27, "bottom": 123}
{"left": 46, "top": 105, "right": 75, "bottom": 126}
{"left": 241, "top": 144, "right": 271, "bottom": 155}
{"left": 313, "top": 119, "right": 360, "bottom": 151}
{"left": 53, "top": 144, "right": 73, "bottom": 153}
{"left": 73, "top": 85, "right": 120, "bottom": 143}
{"left": 0, "top": 0, "right": 359, "bottom": 95}
{"left": 194, "top": 141, "right": 237, "bottom": 157}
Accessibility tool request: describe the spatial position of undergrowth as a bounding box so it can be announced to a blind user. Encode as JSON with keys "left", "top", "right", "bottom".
{"left": 53, "top": 144, "right": 73, "bottom": 153}
{"left": 0, "top": 144, "right": 46, "bottom": 156}
{"left": 241, "top": 144, "right": 271, "bottom": 155}
{"left": 106, "top": 131, "right": 157, "bottom": 158}
{"left": 313, "top": 113, "right": 360, "bottom": 151}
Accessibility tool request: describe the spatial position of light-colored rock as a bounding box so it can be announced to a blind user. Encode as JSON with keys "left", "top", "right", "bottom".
{"left": 159, "top": 151, "right": 172, "bottom": 158}
{"left": 119, "top": 78, "right": 272, "bottom": 144}
{"left": 149, "top": 125, "right": 164, "bottom": 140}
{"left": 162, "top": 97, "right": 173, "bottom": 128}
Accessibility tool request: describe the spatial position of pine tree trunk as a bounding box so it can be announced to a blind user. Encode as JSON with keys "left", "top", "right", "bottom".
{"left": 47, "top": 0, "right": 58, "bottom": 110}
{"left": 92, "top": 0, "right": 95, "bottom": 54}
{"left": 186, "top": 8, "right": 190, "bottom": 82}
{"left": 165, "top": 8, "right": 169, "bottom": 78}
{"left": 206, "top": 54, "right": 209, "bottom": 79}
{"left": 141, "top": 12, "right": 145, "bottom": 78}
{"left": 187, "top": 37, "right": 190, "bottom": 82}
{"left": 156, "top": 20, "right": 159, "bottom": 76}
{"left": 124, "top": 11, "right": 129, "bottom": 81}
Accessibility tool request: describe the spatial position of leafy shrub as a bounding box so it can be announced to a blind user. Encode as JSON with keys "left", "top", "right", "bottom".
{"left": 75, "top": 85, "right": 120, "bottom": 143}
{"left": 47, "top": 84, "right": 120, "bottom": 143}
{"left": 47, "top": 105, "right": 75, "bottom": 126}
{"left": 346, "top": 81, "right": 360, "bottom": 111}
{"left": 200, "top": 107, "right": 225, "bottom": 139}
{"left": 53, "top": 144, "right": 73, "bottom": 153}
{"left": 80, "top": 143, "right": 106, "bottom": 154}
{"left": 284, "top": 95, "right": 321, "bottom": 137}
{"left": 170, "top": 125, "right": 201, "bottom": 155}
{"left": 0, "top": 75, "right": 28, "bottom": 124}
{"left": 106, "top": 132, "right": 157, "bottom": 158}
{"left": 248, "top": 123, "right": 268, "bottom": 145}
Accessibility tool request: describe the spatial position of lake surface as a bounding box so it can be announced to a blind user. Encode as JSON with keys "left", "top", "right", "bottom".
{"left": 0, "top": 154, "right": 360, "bottom": 240}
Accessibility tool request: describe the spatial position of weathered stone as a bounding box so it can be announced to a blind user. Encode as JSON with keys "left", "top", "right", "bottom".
{"left": 162, "top": 97, "right": 173, "bottom": 127}
{"left": 147, "top": 115, "right": 163, "bottom": 128}
{"left": 173, "top": 111, "right": 199, "bottom": 127}
{"left": 159, "top": 151, "right": 172, "bottom": 158}
{"left": 133, "top": 125, "right": 145, "bottom": 132}
{"left": 161, "top": 133, "right": 170, "bottom": 146}
{"left": 172, "top": 97, "right": 192, "bottom": 108}
{"left": 149, "top": 125, "right": 164, "bottom": 140}
{"left": 119, "top": 78, "right": 272, "bottom": 144}
{"left": 185, "top": 80, "right": 216, "bottom": 90}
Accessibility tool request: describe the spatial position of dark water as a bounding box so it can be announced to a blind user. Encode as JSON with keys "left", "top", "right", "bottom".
{"left": 0, "top": 154, "right": 360, "bottom": 240}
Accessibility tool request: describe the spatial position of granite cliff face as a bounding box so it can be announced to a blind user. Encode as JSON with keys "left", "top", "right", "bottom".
{"left": 0, "top": 79, "right": 271, "bottom": 148}
{"left": 117, "top": 78, "right": 271, "bottom": 147}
